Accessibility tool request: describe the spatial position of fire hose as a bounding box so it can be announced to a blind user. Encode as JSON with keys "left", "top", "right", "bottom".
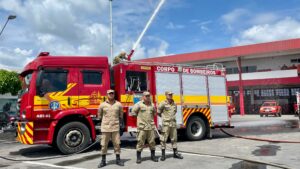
{"left": 0, "top": 136, "right": 101, "bottom": 162}
{"left": 220, "top": 128, "right": 300, "bottom": 144}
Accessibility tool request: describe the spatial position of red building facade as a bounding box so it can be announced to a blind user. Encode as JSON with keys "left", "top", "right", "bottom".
{"left": 139, "top": 38, "right": 300, "bottom": 115}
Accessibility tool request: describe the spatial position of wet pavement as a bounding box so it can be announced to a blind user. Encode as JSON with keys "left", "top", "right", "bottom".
{"left": 252, "top": 145, "right": 281, "bottom": 156}
{"left": 0, "top": 115, "right": 299, "bottom": 169}
{"left": 230, "top": 161, "right": 267, "bottom": 169}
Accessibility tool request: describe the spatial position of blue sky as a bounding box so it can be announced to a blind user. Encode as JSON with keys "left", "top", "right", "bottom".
{"left": 1, "top": 0, "right": 300, "bottom": 70}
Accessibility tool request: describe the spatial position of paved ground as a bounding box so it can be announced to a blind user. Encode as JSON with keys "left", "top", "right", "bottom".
{"left": 0, "top": 115, "right": 299, "bottom": 169}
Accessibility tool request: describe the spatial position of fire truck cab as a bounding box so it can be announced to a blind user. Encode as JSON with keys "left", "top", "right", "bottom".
{"left": 18, "top": 52, "right": 231, "bottom": 154}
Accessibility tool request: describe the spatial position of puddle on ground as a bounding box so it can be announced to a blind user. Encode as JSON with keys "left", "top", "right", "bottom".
{"left": 252, "top": 144, "right": 281, "bottom": 156}
{"left": 0, "top": 165, "right": 10, "bottom": 168}
{"left": 9, "top": 145, "right": 61, "bottom": 157}
{"left": 285, "top": 120, "right": 300, "bottom": 128}
{"left": 230, "top": 161, "right": 266, "bottom": 169}
{"left": 229, "top": 120, "right": 299, "bottom": 136}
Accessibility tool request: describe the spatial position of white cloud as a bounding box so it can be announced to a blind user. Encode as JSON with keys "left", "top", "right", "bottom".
{"left": 166, "top": 22, "right": 185, "bottom": 30}
{"left": 0, "top": 0, "right": 169, "bottom": 70}
{"left": 147, "top": 38, "right": 169, "bottom": 58}
{"left": 221, "top": 8, "right": 249, "bottom": 30}
{"left": 119, "top": 36, "right": 169, "bottom": 60}
{"left": 232, "top": 17, "right": 300, "bottom": 45}
{"left": 250, "top": 13, "right": 279, "bottom": 25}
{"left": 197, "top": 21, "right": 212, "bottom": 33}
{"left": 14, "top": 48, "right": 32, "bottom": 56}
{"left": 0, "top": 47, "right": 33, "bottom": 71}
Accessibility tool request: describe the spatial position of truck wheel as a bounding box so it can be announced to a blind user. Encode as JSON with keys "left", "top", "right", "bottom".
{"left": 260, "top": 114, "right": 263, "bottom": 117}
{"left": 56, "top": 122, "right": 91, "bottom": 154}
{"left": 186, "top": 116, "right": 206, "bottom": 141}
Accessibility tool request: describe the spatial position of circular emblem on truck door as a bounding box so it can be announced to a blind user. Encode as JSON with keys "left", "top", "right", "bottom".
{"left": 49, "top": 101, "right": 60, "bottom": 110}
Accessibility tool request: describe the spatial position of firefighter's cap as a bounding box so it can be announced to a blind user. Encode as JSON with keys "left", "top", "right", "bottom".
{"left": 143, "top": 91, "right": 151, "bottom": 96}
{"left": 107, "top": 89, "right": 115, "bottom": 94}
{"left": 165, "top": 91, "right": 173, "bottom": 95}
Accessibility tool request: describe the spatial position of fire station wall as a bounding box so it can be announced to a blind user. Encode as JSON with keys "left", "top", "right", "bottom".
{"left": 186, "top": 52, "right": 300, "bottom": 115}
{"left": 222, "top": 54, "right": 300, "bottom": 71}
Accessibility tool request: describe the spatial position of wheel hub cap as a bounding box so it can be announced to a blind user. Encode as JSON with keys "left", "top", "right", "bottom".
{"left": 65, "top": 130, "right": 83, "bottom": 147}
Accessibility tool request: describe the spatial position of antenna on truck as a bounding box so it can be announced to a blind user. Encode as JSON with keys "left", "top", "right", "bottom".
{"left": 127, "top": 0, "right": 166, "bottom": 61}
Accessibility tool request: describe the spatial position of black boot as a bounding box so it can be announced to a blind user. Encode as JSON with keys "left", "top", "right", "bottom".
{"left": 161, "top": 149, "right": 166, "bottom": 161}
{"left": 173, "top": 148, "right": 183, "bottom": 159}
{"left": 98, "top": 155, "right": 106, "bottom": 168}
{"left": 151, "top": 150, "right": 158, "bottom": 162}
{"left": 136, "top": 151, "right": 142, "bottom": 164}
{"left": 116, "top": 154, "right": 124, "bottom": 166}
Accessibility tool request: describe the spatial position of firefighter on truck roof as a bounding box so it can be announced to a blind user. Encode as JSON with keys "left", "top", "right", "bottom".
{"left": 158, "top": 91, "right": 183, "bottom": 161}
{"left": 113, "top": 52, "right": 128, "bottom": 65}
{"left": 97, "top": 89, "right": 124, "bottom": 167}
{"left": 132, "top": 91, "right": 159, "bottom": 164}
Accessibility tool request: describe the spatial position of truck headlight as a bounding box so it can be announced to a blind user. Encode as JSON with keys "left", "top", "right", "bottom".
{"left": 20, "top": 123, "right": 26, "bottom": 134}
{"left": 21, "top": 110, "right": 26, "bottom": 120}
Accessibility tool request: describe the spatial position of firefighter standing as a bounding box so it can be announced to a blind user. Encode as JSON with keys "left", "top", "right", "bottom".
{"left": 158, "top": 91, "right": 183, "bottom": 161}
{"left": 98, "top": 89, "right": 124, "bottom": 168}
{"left": 132, "top": 91, "right": 159, "bottom": 164}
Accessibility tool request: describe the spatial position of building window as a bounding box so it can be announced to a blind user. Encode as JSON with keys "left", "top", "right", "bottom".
{"left": 226, "top": 66, "right": 257, "bottom": 74}
{"left": 291, "top": 88, "right": 300, "bottom": 95}
{"left": 83, "top": 71, "right": 102, "bottom": 85}
{"left": 291, "top": 59, "right": 298, "bottom": 63}
{"left": 261, "top": 89, "right": 274, "bottom": 97}
{"left": 247, "top": 66, "right": 257, "bottom": 73}
{"left": 254, "top": 90, "right": 260, "bottom": 96}
{"left": 290, "top": 58, "right": 300, "bottom": 63}
{"left": 226, "top": 68, "right": 233, "bottom": 74}
{"left": 244, "top": 90, "right": 251, "bottom": 96}
{"left": 275, "top": 89, "right": 289, "bottom": 96}
{"left": 233, "top": 67, "right": 239, "bottom": 74}
{"left": 233, "top": 90, "right": 239, "bottom": 96}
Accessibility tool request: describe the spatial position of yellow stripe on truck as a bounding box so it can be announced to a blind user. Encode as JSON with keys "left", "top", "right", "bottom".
{"left": 183, "top": 95, "right": 208, "bottom": 104}
{"left": 120, "top": 95, "right": 134, "bottom": 102}
{"left": 210, "top": 96, "right": 227, "bottom": 104}
{"left": 24, "top": 132, "right": 33, "bottom": 144}
{"left": 157, "top": 95, "right": 181, "bottom": 104}
{"left": 121, "top": 94, "right": 182, "bottom": 104}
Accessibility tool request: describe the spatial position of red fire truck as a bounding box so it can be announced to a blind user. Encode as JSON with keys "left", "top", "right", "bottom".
{"left": 17, "top": 52, "right": 231, "bottom": 154}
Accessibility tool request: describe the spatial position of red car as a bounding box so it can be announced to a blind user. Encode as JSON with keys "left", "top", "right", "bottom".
{"left": 259, "top": 101, "right": 282, "bottom": 117}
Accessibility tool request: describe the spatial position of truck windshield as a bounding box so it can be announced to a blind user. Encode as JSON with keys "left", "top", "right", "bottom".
{"left": 263, "top": 103, "right": 276, "bottom": 106}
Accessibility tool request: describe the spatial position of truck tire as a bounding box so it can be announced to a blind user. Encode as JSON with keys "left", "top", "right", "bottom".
{"left": 186, "top": 116, "right": 206, "bottom": 141}
{"left": 56, "top": 122, "right": 91, "bottom": 154}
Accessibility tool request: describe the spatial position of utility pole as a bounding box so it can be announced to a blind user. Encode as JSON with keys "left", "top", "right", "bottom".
{"left": 109, "top": 0, "right": 113, "bottom": 64}
{"left": 0, "top": 15, "right": 17, "bottom": 37}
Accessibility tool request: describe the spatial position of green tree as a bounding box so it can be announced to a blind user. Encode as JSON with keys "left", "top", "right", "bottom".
{"left": 0, "top": 69, "right": 21, "bottom": 95}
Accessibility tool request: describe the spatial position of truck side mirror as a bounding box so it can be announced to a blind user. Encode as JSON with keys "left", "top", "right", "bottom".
{"left": 36, "top": 70, "right": 45, "bottom": 97}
